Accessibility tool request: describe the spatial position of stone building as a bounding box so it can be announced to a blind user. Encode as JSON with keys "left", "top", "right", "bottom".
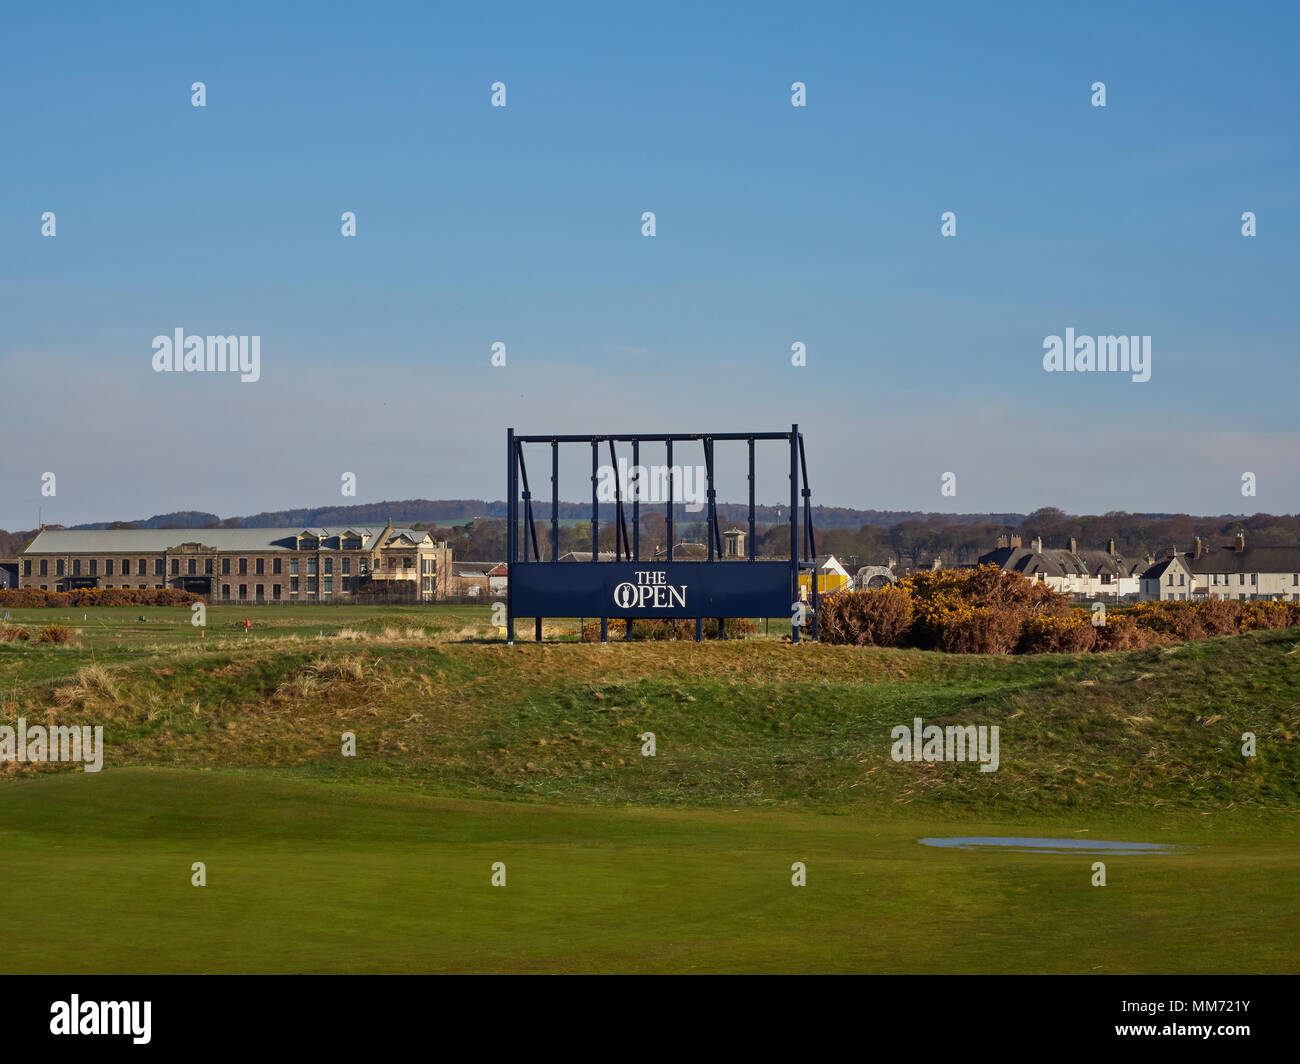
{"left": 17, "top": 521, "right": 451, "bottom": 603}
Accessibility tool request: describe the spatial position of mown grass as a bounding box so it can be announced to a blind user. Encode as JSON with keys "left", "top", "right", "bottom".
{"left": 0, "top": 769, "right": 1295, "bottom": 974}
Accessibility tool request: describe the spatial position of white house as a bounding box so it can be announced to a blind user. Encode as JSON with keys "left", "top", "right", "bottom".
{"left": 978, "top": 535, "right": 1144, "bottom": 599}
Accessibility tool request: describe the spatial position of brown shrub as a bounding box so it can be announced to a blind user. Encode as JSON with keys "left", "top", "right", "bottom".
{"left": 36, "top": 623, "right": 74, "bottom": 644}
{"left": 0, "top": 588, "right": 203, "bottom": 608}
{"left": 1091, "top": 613, "right": 1164, "bottom": 651}
{"left": 580, "top": 617, "right": 757, "bottom": 641}
{"left": 931, "top": 605, "right": 1024, "bottom": 654}
{"left": 1017, "top": 610, "right": 1099, "bottom": 654}
{"left": 0, "top": 624, "right": 31, "bottom": 642}
{"left": 817, "top": 586, "right": 914, "bottom": 647}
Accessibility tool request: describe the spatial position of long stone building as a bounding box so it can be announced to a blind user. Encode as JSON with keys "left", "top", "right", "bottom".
{"left": 17, "top": 521, "right": 451, "bottom": 603}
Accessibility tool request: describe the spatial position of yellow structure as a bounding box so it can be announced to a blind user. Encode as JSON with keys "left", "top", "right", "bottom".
{"left": 798, "top": 556, "right": 851, "bottom": 597}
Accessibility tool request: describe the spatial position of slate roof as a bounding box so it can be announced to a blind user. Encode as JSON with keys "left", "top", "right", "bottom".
{"left": 23, "top": 526, "right": 431, "bottom": 554}
{"left": 1186, "top": 546, "right": 1300, "bottom": 576}
{"left": 979, "top": 546, "right": 1145, "bottom": 578}
{"left": 1140, "top": 556, "right": 1183, "bottom": 581}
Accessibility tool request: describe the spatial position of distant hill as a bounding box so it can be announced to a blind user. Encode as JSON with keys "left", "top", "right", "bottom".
{"left": 53, "top": 501, "right": 1260, "bottom": 534}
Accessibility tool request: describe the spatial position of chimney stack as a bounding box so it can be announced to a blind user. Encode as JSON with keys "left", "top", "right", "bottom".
{"left": 1009, "top": 533, "right": 1022, "bottom": 549}
{"left": 1068, "top": 537, "right": 1077, "bottom": 554}
{"left": 996, "top": 533, "right": 1009, "bottom": 549}
{"left": 1032, "top": 536, "right": 1043, "bottom": 554}
{"left": 1236, "top": 531, "right": 1246, "bottom": 552}
{"left": 1107, "top": 538, "right": 1115, "bottom": 556}
{"left": 1194, "top": 536, "right": 1203, "bottom": 559}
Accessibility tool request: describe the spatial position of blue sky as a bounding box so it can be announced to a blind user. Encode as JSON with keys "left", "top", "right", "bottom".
{"left": 2, "top": 1, "right": 1297, "bottom": 528}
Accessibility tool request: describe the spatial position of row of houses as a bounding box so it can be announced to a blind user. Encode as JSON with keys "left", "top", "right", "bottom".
{"left": 10, "top": 523, "right": 1300, "bottom": 606}
{"left": 974, "top": 533, "right": 1300, "bottom": 603}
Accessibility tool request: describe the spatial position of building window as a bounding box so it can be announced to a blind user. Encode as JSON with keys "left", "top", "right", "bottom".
{"left": 307, "top": 577, "right": 317, "bottom": 592}
{"left": 188, "top": 559, "right": 197, "bottom": 575}
{"left": 239, "top": 584, "right": 247, "bottom": 600}
{"left": 171, "top": 559, "right": 179, "bottom": 575}
{"left": 1178, "top": 574, "right": 1184, "bottom": 586}
{"left": 1239, "top": 574, "right": 1245, "bottom": 585}
{"left": 1166, "top": 574, "right": 1172, "bottom": 586}
{"left": 324, "top": 576, "right": 333, "bottom": 593}
{"left": 40, "top": 560, "right": 49, "bottom": 576}
{"left": 341, "top": 577, "right": 351, "bottom": 591}
{"left": 239, "top": 558, "right": 248, "bottom": 575}
{"left": 69, "top": 560, "right": 77, "bottom": 576}
{"left": 155, "top": 559, "right": 164, "bottom": 575}
{"left": 23, "top": 560, "right": 31, "bottom": 576}
{"left": 290, "top": 577, "right": 299, "bottom": 592}
{"left": 290, "top": 559, "right": 299, "bottom": 575}
{"left": 342, "top": 558, "right": 351, "bottom": 574}
{"left": 256, "top": 584, "right": 264, "bottom": 601}
{"left": 256, "top": 558, "right": 264, "bottom": 575}
{"left": 324, "top": 558, "right": 333, "bottom": 574}
{"left": 206, "top": 559, "right": 214, "bottom": 575}
{"left": 273, "top": 558, "right": 282, "bottom": 575}
{"left": 136, "top": 559, "right": 144, "bottom": 575}
{"left": 308, "top": 559, "right": 318, "bottom": 575}
{"left": 222, "top": 585, "right": 230, "bottom": 600}
{"left": 273, "top": 584, "right": 281, "bottom": 600}
{"left": 90, "top": 559, "right": 97, "bottom": 575}
{"left": 106, "top": 559, "right": 114, "bottom": 576}
{"left": 1251, "top": 573, "right": 1257, "bottom": 585}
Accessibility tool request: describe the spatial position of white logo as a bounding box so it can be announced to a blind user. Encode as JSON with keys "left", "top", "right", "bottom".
{"left": 890, "top": 717, "right": 999, "bottom": 772}
{"left": 152, "top": 328, "right": 261, "bottom": 383}
{"left": 1042, "top": 329, "right": 1150, "bottom": 383}
{"left": 597, "top": 461, "right": 705, "bottom": 513}
{"left": 1, "top": 717, "right": 104, "bottom": 771}
{"left": 613, "top": 571, "right": 686, "bottom": 609}
{"left": 50, "top": 996, "right": 151, "bottom": 1044}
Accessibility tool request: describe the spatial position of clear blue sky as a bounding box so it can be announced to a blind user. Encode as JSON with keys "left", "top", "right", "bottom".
{"left": 2, "top": 1, "right": 1297, "bottom": 528}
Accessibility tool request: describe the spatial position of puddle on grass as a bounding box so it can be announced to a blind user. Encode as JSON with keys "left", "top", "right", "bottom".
{"left": 919, "top": 837, "right": 1194, "bottom": 855}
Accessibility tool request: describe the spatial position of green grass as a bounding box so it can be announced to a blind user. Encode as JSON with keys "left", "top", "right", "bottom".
{"left": 2, "top": 769, "right": 1295, "bottom": 974}
{"left": 1, "top": 604, "right": 1297, "bottom": 972}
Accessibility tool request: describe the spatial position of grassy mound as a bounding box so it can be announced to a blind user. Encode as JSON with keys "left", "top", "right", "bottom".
{"left": 3, "top": 621, "right": 1297, "bottom": 816}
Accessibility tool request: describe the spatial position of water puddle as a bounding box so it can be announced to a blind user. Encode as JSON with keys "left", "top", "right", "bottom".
{"left": 919, "top": 836, "right": 1193, "bottom": 855}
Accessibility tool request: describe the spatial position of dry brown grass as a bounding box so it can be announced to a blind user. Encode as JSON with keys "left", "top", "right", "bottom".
{"left": 51, "top": 663, "right": 121, "bottom": 707}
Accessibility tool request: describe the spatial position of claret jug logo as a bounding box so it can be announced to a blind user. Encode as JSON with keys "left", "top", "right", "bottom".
{"left": 613, "top": 570, "right": 687, "bottom": 609}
